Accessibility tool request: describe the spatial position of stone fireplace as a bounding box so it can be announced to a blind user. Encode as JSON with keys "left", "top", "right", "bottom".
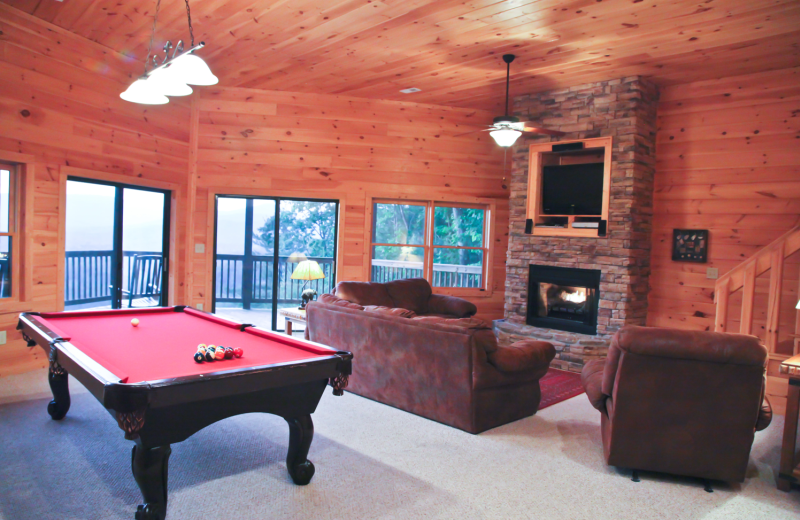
{"left": 494, "top": 76, "right": 659, "bottom": 372}
{"left": 527, "top": 265, "right": 601, "bottom": 336}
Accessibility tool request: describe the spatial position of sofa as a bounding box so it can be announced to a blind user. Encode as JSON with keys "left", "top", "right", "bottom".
{"left": 305, "top": 278, "right": 555, "bottom": 434}
{"left": 581, "top": 326, "right": 772, "bottom": 483}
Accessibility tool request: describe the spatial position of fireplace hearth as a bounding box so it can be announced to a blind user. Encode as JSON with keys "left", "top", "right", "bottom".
{"left": 526, "top": 265, "right": 601, "bottom": 335}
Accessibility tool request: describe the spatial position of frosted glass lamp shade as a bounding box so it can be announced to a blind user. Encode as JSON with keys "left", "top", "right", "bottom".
{"left": 287, "top": 252, "right": 308, "bottom": 263}
{"left": 147, "top": 67, "right": 193, "bottom": 97}
{"left": 490, "top": 128, "right": 522, "bottom": 147}
{"left": 291, "top": 260, "right": 325, "bottom": 281}
{"left": 120, "top": 79, "right": 169, "bottom": 105}
{"left": 169, "top": 54, "right": 219, "bottom": 86}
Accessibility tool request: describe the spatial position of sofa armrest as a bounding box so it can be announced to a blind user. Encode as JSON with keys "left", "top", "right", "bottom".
{"left": 582, "top": 359, "right": 608, "bottom": 412}
{"left": 487, "top": 340, "right": 555, "bottom": 373}
{"left": 756, "top": 395, "right": 772, "bottom": 431}
{"left": 427, "top": 294, "right": 477, "bottom": 318}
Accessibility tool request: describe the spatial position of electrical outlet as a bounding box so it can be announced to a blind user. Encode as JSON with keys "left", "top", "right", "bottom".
{"left": 0, "top": 331, "right": 6, "bottom": 345}
{"left": 195, "top": 243, "right": 205, "bottom": 254}
{"left": 706, "top": 267, "right": 719, "bottom": 280}
{"left": 196, "top": 303, "right": 203, "bottom": 311}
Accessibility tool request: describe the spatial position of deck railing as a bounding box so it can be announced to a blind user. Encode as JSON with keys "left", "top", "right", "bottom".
{"left": 370, "top": 259, "right": 483, "bottom": 288}
{"left": 65, "top": 250, "right": 161, "bottom": 306}
{"left": 215, "top": 255, "right": 335, "bottom": 308}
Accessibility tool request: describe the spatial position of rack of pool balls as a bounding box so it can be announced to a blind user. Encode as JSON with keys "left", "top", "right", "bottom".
{"left": 193, "top": 344, "right": 243, "bottom": 363}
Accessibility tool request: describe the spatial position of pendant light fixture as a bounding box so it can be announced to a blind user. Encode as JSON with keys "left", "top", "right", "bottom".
{"left": 120, "top": 0, "right": 218, "bottom": 105}
{"left": 489, "top": 55, "right": 525, "bottom": 148}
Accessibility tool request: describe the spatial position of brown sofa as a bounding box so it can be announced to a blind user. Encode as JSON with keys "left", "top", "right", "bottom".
{"left": 581, "top": 326, "right": 772, "bottom": 483}
{"left": 305, "top": 278, "right": 555, "bottom": 433}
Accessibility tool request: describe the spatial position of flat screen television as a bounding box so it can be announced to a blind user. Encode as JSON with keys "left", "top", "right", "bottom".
{"left": 541, "top": 163, "right": 604, "bottom": 215}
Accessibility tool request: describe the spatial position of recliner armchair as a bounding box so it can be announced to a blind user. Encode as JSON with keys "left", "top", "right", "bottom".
{"left": 581, "top": 326, "right": 772, "bottom": 483}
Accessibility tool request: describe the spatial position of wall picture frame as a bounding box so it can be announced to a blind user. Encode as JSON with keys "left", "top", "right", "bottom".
{"left": 672, "top": 229, "right": 709, "bottom": 263}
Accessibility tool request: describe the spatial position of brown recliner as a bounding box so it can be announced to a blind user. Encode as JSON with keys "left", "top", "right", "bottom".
{"left": 581, "top": 326, "right": 772, "bottom": 483}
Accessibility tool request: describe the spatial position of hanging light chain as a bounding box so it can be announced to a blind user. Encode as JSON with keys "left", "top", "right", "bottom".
{"left": 185, "top": 0, "right": 195, "bottom": 47}
{"left": 144, "top": 0, "right": 163, "bottom": 75}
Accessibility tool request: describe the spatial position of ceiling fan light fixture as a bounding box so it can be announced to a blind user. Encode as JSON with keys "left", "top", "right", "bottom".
{"left": 490, "top": 128, "right": 522, "bottom": 147}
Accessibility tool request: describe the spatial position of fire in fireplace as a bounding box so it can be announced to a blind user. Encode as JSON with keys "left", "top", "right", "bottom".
{"left": 527, "top": 265, "right": 601, "bottom": 335}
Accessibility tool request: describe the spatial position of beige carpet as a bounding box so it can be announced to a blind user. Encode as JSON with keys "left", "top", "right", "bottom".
{"left": 0, "top": 369, "right": 797, "bottom": 520}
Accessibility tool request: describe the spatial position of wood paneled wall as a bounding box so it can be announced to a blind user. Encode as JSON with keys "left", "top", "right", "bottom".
{"left": 0, "top": 5, "right": 190, "bottom": 376}
{"left": 648, "top": 68, "right": 800, "bottom": 337}
{"left": 188, "top": 87, "right": 508, "bottom": 320}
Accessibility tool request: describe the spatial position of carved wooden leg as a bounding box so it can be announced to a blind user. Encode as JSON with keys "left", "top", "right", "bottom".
{"left": 284, "top": 415, "right": 315, "bottom": 485}
{"left": 131, "top": 443, "right": 171, "bottom": 520}
{"left": 47, "top": 363, "right": 70, "bottom": 420}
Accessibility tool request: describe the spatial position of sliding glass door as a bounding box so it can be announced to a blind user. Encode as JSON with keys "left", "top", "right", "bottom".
{"left": 212, "top": 196, "right": 339, "bottom": 332}
{"left": 64, "top": 178, "right": 170, "bottom": 310}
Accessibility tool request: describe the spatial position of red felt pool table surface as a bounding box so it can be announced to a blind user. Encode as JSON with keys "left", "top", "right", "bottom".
{"left": 35, "top": 307, "right": 334, "bottom": 384}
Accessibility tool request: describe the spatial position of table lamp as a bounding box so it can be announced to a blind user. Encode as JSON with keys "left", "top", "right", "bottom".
{"left": 291, "top": 260, "right": 325, "bottom": 309}
{"left": 287, "top": 252, "right": 308, "bottom": 263}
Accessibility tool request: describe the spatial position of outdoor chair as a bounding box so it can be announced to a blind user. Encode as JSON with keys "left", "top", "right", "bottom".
{"left": 124, "top": 254, "right": 163, "bottom": 307}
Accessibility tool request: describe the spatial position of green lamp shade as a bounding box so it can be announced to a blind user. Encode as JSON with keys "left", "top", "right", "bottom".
{"left": 291, "top": 260, "right": 325, "bottom": 281}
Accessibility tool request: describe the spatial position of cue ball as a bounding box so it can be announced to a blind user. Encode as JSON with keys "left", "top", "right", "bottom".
{"left": 131, "top": 318, "right": 139, "bottom": 327}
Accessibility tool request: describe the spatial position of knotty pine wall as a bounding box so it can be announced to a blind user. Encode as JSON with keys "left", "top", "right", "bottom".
{"left": 0, "top": 5, "right": 190, "bottom": 376}
{"left": 187, "top": 87, "right": 509, "bottom": 320}
{"left": 648, "top": 67, "right": 800, "bottom": 333}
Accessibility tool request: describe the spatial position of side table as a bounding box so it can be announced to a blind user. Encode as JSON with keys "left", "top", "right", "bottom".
{"left": 278, "top": 308, "right": 307, "bottom": 336}
{"left": 778, "top": 354, "right": 800, "bottom": 491}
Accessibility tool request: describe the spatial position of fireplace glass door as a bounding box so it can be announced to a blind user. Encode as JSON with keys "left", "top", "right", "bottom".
{"left": 527, "top": 265, "right": 601, "bottom": 335}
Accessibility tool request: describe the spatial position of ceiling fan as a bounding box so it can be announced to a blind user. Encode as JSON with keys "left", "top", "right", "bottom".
{"left": 459, "top": 54, "right": 565, "bottom": 147}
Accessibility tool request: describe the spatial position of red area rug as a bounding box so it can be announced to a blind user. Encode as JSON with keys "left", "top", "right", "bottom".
{"left": 538, "top": 368, "right": 585, "bottom": 410}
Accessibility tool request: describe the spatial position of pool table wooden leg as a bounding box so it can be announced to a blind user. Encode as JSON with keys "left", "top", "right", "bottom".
{"left": 284, "top": 415, "right": 315, "bottom": 485}
{"left": 47, "top": 362, "right": 70, "bottom": 420}
{"left": 131, "top": 442, "right": 171, "bottom": 520}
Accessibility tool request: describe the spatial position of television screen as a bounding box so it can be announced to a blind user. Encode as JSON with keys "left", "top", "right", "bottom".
{"left": 542, "top": 163, "right": 604, "bottom": 215}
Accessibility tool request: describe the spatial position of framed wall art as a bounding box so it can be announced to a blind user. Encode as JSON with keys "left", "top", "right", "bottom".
{"left": 672, "top": 229, "right": 709, "bottom": 263}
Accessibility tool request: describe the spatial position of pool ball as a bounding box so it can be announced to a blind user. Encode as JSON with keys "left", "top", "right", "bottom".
{"left": 215, "top": 348, "right": 225, "bottom": 360}
{"left": 197, "top": 347, "right": 206, "bottom": 355}
{"left": 205, "top": 350, "right": 215, "bottom": 362}
{"left": 197, "top": 343, "right": 207, "bottom": 350}
{"left": 193, "top": 352, "right": 205, "bottom": 363}
{"left": 131, "top": 318, "right": 140, "bottom": 327}
{"left": 233, "top": 347, "right": 243, "bottom": 358}
{"left": 224, "top": 347, "right": 234, "bottom": 360}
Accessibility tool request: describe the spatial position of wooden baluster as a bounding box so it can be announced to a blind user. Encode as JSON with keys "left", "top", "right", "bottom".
{"left": 714, "top": 277, "right": 730, "bottom": 332}
{"left": 740, "top": 263, "right": 756, "bottom": 335}
{"left": 765, "top": 243, "right": 785, "bottom": 355}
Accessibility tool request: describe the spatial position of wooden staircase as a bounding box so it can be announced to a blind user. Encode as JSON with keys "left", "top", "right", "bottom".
{"left": 714, "top": 224, "right": 800, "bottom": 414}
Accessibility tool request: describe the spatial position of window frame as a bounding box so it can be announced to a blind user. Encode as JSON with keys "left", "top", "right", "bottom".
{"left": 0, "top": 153, "right": 34, "bottom": 307}
{"left": 366, "top": 195, "right": 495, "bottom": 297}
{"left": 0, "top": 162, "right": 19, "bottom": 301}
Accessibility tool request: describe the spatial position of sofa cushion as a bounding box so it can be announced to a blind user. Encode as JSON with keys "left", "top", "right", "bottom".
{"left": 427, "top": 293, "right": 477, "bottom": 318}
{"left": 385, "top": 278, "right": 432, "bottom": 314}
{"left": 318, "top": 293, "right": 365, "bottom": 310}
{"left": 581, "top": 359, "right": 607, "bottom": 412}
{"left": 409, "top": 316, "right": 489, "bottom": 330}
{"left": 335, "top": 281, "right": 394, "bottom": 308}
{"left": 363, "top": 305, "right": 417, "bottom": 318}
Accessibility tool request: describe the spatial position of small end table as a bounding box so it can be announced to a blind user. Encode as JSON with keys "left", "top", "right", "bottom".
{"left": 279, "top": 308, "right": 306, "bottom": 336}
{"left": 778, "top": 354, "right": 800, "bottom": 491}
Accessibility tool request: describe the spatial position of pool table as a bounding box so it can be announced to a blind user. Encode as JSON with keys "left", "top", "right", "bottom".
{"left": 17, "top": 306, "right": 352, "bottom": 520}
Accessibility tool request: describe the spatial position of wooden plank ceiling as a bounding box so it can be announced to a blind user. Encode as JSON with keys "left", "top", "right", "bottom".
{"left": 4, "top": 0, "right": 800, "bottom": 111}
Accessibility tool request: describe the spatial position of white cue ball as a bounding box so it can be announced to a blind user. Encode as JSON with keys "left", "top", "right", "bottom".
{"left": 131, "top": 318, "right": 140, "bottom": 327}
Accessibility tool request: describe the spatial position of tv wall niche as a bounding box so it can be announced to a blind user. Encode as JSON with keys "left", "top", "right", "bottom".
{"left": 525, "top": 137, "right": 612, "bottom": 238}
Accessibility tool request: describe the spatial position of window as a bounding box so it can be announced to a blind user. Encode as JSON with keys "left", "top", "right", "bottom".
{"left": 370, "top": 199, "right": 490, "bottom": 291}
{"left": 0, "top": 164, "right": 17, "bottom": 299}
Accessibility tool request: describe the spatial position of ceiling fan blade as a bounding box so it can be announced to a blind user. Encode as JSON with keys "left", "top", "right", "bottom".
{"left": 520, "top": 124, "right": 566, "bottom": 137}
{"left": 452, "top": 127, "right": 493, "bottom": 138}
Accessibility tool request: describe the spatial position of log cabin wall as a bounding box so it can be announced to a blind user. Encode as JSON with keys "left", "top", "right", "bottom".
{"left": 188, "top": 87, "right": 508, "bottom": 320}
{"left": 647, "top": 67, "right": 800, "bottom": 334}
{"left": 0, "top": 5, "right": 190, "bottom": 376}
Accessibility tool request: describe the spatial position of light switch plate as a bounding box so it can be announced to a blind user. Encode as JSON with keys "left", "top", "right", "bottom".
{"left": 196, "top": 303, "right": 203, "bottom": 311}
{"left": 706, "top": 267, "right": 719, "bottom": 280}
{"left": 0, "top": 331, "right": 6, "bottom": 345}
{"left": 195, "top": 243, "right": 205, "bottom": 254}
